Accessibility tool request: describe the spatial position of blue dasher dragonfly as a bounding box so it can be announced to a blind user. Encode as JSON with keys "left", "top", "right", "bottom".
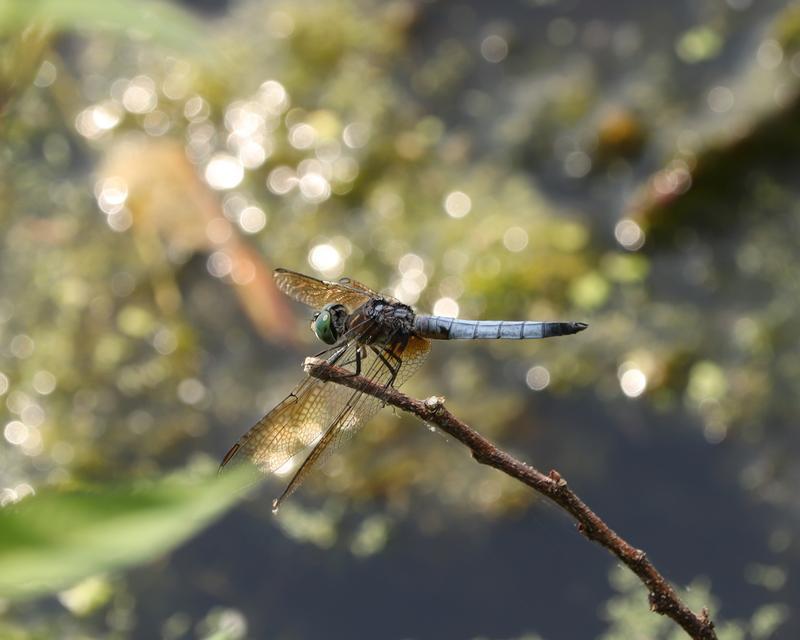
{"left": 221, "top": 268, "right": 587, "bottom": 509}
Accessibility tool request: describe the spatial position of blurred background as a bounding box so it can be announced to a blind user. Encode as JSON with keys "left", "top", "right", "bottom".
{"left": 1, "top": 0, "right": 798, "bottom": 638}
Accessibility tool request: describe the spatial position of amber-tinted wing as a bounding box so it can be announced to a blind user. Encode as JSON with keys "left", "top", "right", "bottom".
{"left": 274, "top": 334, "right": 430, "bottom": 508}
{"left": 274, "top": 268, "right": 375, "bottom": 312}
{"left": 220, "top": 335, "right": 431, "bottom": 508}
{"left": 337, "top": 275, "right": 400, "bottom": 304}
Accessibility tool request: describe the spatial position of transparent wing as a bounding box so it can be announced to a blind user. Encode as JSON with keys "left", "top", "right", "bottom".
{"left": 219, "top": 341, "right": 361, "bottom": 475}
{"left": 337, "top": 275, "right": 400, "bottom": 304}
{"left": 274, "top": 335, "right": 431, "bottom": 508}
{"left": 274, "top": 268, "right": 373, "bottom": 312}
{"left": 220, "top": 334, "right": 432, "bottom": 507}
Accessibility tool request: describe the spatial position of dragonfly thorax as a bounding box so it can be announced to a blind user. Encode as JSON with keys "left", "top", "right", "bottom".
{"left": 349, "top": 298, "right": 415, "bottom": 347}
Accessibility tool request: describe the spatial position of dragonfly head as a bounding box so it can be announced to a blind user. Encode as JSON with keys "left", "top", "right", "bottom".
{"left": 312, "top": 303, "right": 347, "bottom": 345}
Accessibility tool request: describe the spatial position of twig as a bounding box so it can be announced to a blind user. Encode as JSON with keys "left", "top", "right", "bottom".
{"left": 304, "top": 358, "right": 718, "bottom": 640}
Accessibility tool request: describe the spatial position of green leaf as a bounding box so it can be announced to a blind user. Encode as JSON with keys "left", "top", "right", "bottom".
{"left": 0, "top": 464, "right": 258, "bottom": 601}
{"left": 0, "top": 0, "right": 211, "bottom": 57}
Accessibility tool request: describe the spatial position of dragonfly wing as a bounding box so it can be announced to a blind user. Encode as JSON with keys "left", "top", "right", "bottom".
{"left": 336, "top": 275, "right": 400, "bottom": 304}
{"left": 274, "top": 268, "right": 372, "bottom": 312}
{"left": 274, "top": 335, "right": 432, "bottom": 508}
{"left": 220, "top": 342, "right": 363, "bottom": 475}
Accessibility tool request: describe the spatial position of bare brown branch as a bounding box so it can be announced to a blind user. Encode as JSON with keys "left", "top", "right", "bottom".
{"left": 304, "top": 357, "right": 718, "bottom": 640}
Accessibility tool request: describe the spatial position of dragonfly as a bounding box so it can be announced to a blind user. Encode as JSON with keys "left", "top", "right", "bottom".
{"left": 220, "top": 268, "right": 587, "bottom": 510}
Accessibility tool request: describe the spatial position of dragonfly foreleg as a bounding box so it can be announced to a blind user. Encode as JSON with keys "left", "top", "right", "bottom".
{"left": 337, "top": 345, "right": 367, "bottom": 377}
{"left": 315, "top": 342, "right": 348, "bottom": 361}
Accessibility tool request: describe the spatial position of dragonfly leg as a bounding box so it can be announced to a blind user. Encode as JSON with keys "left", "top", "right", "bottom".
{"left": 337, "top": 345, "right": 366, "bottom": 376}
{"left": 370, "top": 345, "right": 402, "bottom": 388}
{"left": 323, "top": 343, "right": 350, "bottom": 366}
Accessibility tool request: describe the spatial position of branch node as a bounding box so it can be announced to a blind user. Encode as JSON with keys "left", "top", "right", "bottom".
{"left": 548, "top": 469, "right": 568, "bottom": 487}
{"left": 423, "top": 395, "right": 447, "bottom": 414}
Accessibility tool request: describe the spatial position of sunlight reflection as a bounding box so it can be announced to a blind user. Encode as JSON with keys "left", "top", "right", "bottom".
{"left": 708, "top": 86, "right": 734, "bottom": 113}
{"left": 238, "top": 206, "right": 267, "bottom": 234}
{"left": 525, "top": 366, "right": 551, "bottom": 391}
{"left": 398, "top": 253, "right": 424, "bottom": 277}
{"left": 177, "top": 378, "right": 206, "bottom": 405}
{"left": 618, "top": 364, "right": 647, "bottom": 398}
{"left": 95, "top": 177, "right": 128, "bottom": 214}
{"left": 21, "top": 427, "right": 43, "bottom": 456}
{"left": 394, "top": 269, "right": 427, "bottom": 304}
{"left": 122, "top": 76, "right": 158, "bottom": 114}
{"left": 298, "top": 172, "right": 331, "bottom": 203}
{"left": 184, "top": 95, "right": 210, "bottom": 122}
{"left": 258, "top": 80, "right": 290, "bottom": 115}
{"left": 235, "top": 139, "right": 269, "bottom": 169}
{"left": 564, "top": 150, "right": 591, "bottom": 178}
{"left": 10, "top": 335, "right": 34, "bottom": 359}
{"left": 267, "top": 166, "right": 298, "bottom": 194}
{"left": 75, "top": 102, "right": 122, "bottom": 139}
{"left": 502, "top": 227, "right": 529, "bottom": 252}
{"left": 21, "top": 403, "right": 45, "bottom": 427}
{"left": 343, "top": 122, "right": 370, "bottom": 148}
{"left": 289, "top": 123, "right": 317, "bottom": 149}
{"left": 106, "top": 209, "right": 133, "bottom": 232}
{"left": 207, "top": 251, "right": 233, "bottom": 278}
{"left": 308, "top": 244, "right": 342, "bottom": 274}
{"left": 32, "top": 371, "right": 56, "bottom": 395}
{"left": 481, "top": 34, "right": 508, "bottom": 63}
{"left": 4, "top": 420, "right": 28, "bottom": 445}
{"left": 432, "top": 297, "right": 459, "bottom": 317}
{"left": 443, "top": 191, "right": 471, "bottom": 218}
{"left": 143, "top": 111, "right": 171, "bottom": 136}
{"left": 614, "top": 219, "right": 645, "bottom": 251}
{"left": 204, "top": 153, "right": 244, "bottom": 190}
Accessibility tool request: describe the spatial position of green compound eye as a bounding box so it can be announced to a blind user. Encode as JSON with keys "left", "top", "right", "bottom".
{"left": 313, "top": 310, "right": 337, "bottom": 344}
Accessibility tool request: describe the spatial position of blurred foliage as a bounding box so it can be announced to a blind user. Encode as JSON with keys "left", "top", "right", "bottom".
{"left": 0, "top": 0, "right": 208, "bottom": 54}
{"left": 2, "top": 0, "right": 800, "bottom": 637}
{"left": 600, "top": 565, "right": 788, "bottom": 640}
{"left": 0, "top": 463, "right": 255, "bottom": 600}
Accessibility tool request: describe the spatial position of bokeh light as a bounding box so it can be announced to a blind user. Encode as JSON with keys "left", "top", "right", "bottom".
{"left": 298, "top": 172, "right": 331, "bottom": 203}
{"left": 238, "top": 206, "right": 267, "bottom": 234}
{"left": 205, "top": 153, "right": 245, "bottom": 190}
{"left": 432, "top": 297, "right": 459, "bottom": 317}
{"left": 525, "top": 366, "right": 551, "bottom": 391}
{"left": 502, "top": 227, "right": 529, "bottom": 252}
{"left": 481, "top": 35, "right": 509, "bottom": 63}
{"left": 614, "top": 219, "right": 645, "bottom": 251}
{"left": 618, "top": 363, "right": 648, "bottom": 398}
{"left": 443, "top": 191, "right": 471, "bottom": 218}
{"left": 308, "top": 243, "right": 343, "bottom": 275}
{"left": 122, "top": 76, "right": 158, "bottom": 114}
